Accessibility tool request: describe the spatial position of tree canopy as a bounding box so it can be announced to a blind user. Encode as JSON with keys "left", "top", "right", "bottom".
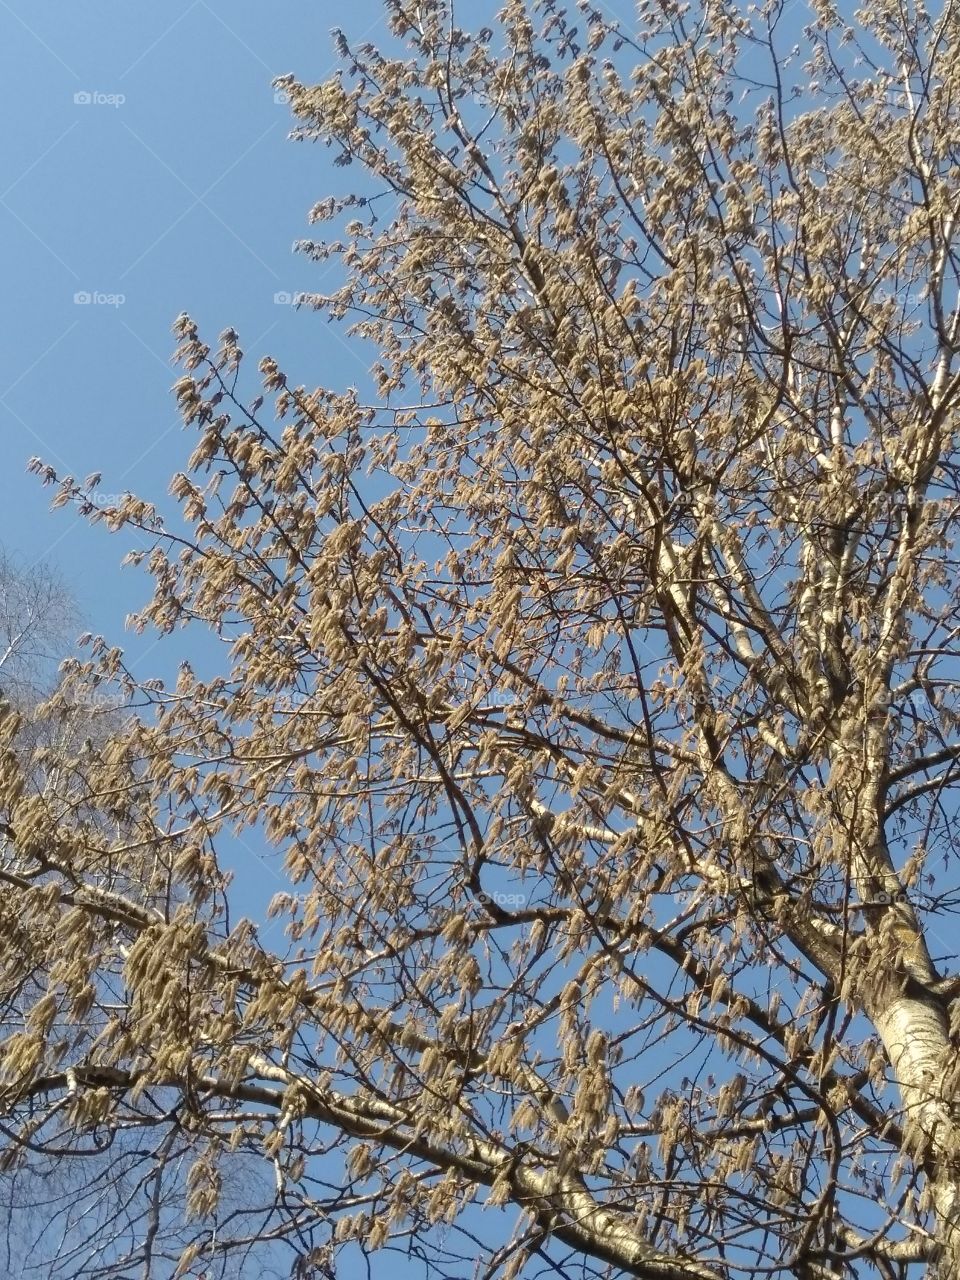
{"left": 6, "top": 1, "right": 960, "bottom": 1276}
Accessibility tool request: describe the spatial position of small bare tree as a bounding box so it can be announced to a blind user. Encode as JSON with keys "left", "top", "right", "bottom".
{"left": 0, "top": 550, "right": 74, "bottom": 702}
{"left": 7, "top": 1, "right": 960, "bottom": 1276}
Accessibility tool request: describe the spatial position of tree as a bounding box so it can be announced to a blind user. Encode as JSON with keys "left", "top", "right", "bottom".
{"left": 0, "top": 552, "right": 106, "bottom": 1268}
{"left": 0, "top": 549, "right": 75, "bottom": 704}
{"left": 6, "top": 0, "right": 960, "bottom": 1274}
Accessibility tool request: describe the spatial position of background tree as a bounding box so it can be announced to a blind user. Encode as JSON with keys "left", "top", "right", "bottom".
{"left": 0, "top": 548, "right": 74, "bottom": 702}
{"left": 0, "top": 551, "right": 104, "bottom": 1269}
{"left": 6, "top": 0, "right": 960, "bottom": 1275}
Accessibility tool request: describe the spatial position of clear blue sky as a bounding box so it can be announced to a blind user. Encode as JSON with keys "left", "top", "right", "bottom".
{"left": 0, "top": 0, "right": 400, "bottom": 677}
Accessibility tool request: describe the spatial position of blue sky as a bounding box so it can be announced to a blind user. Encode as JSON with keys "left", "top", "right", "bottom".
{"left": 0, "top": 0, "right": 401, "bottom": 680}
